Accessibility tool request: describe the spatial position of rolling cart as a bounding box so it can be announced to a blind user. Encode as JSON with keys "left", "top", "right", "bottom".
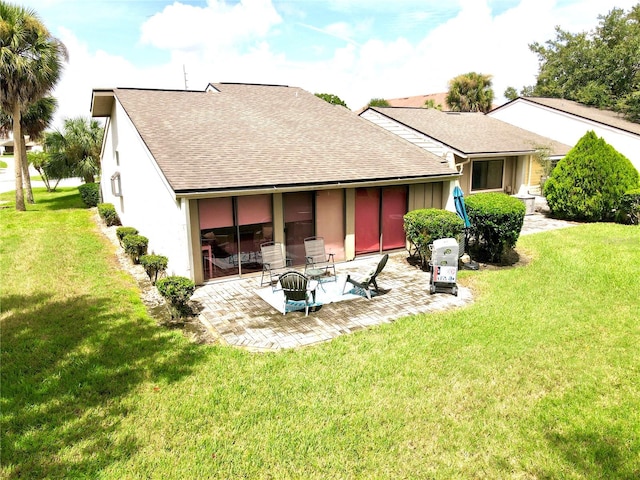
{"left": 429, "top": 238, "right": 459, "bottom": 296}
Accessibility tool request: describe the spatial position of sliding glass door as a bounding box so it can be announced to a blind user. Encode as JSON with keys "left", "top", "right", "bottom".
{"left": 355, "top": 186, "right": 407, "bottom": 255}
{"left": 283, "top": 191, "right": 314, "bottom": 266}
{"left": 199, "top": 195, "right": 273, "bottom": 279}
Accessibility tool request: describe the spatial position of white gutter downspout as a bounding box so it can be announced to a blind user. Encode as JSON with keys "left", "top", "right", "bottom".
{"left": 445, "top": 154, "right": 472, "bottom": 212}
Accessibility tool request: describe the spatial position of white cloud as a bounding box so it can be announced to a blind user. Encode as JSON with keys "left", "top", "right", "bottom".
{"left": 50, "top": 27, "right": 185, "bottom": 128}
{"left": 140, "top": 0, "right": 282, "bottom": 54}
{"left": 45, "top": 0, "right": 640, "bottom": 126}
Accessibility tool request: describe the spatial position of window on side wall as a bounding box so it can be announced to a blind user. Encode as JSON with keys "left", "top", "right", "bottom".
{"left": 111, "top": 172, "right": 122, "bottom": 197}
{"left": 471, "top": 159, "right": 504, "bottom": 191}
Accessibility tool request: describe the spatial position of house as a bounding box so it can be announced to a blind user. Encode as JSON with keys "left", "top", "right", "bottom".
{"left": 488, "top": 97, "right": 640, "bottom": 173}
{"left": 386, "top": 93, "right": 450, "bottom": 110}
{"left": 91, "top": 83, "right": 460, "bottom": 284}
{"left": 359, "top": 106, "right": 571, "bottom": 198}
{"left": 0, "top": 134, "right": 42, "bottom": 155}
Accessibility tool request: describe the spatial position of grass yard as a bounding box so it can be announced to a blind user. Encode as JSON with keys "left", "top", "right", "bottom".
{"left": 1, "top": 188, "right": 639, "bottom": 479}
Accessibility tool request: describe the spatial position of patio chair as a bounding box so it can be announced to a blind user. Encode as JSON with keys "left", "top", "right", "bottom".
{"left": 279, "top": 271, "right": 318, "bottom": 316}
{"left": 342, "top": 254, "right": 389, "bottom": 300}
{"left": 260, "top": 241, "right": 290, "bottom": 289}
{"left": 304, "top": 236, "right": 336, "bottom": 280}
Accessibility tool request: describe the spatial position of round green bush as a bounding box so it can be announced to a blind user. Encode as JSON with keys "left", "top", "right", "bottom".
{"left": 404, "top": 208, "right": 464, "bottom": 268}
{"left": 78, "top": 183, "right": 100, "bottom": 207}
{"left": 465, "top": 192, "right": 525, "bottom": 263}
{"left": 616, "top": 188, "right": 640, "bottom": 225}
{"left": 116, "top": 226, "right": 139, "bottom": 245}
{"left": 121, "top": 234, "right": 148, "bottom": 264}
{"left": 97, "top": 203, "right": 121, "bottom": 227}
{"left": 544, "top": 131, "right": 639, "bottom": 221}
{"left": 156, "top": 276, "right": 195, "bottom": 318}
{"left": 140, "top": 254, "right": 168, "bottom": 285}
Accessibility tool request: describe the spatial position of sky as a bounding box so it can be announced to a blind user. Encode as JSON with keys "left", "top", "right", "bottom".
{"left": 20, "top": 0, "right": 638, "bottom": 128}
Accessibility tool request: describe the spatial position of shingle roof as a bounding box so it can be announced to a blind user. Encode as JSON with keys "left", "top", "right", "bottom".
{"left": 369, "top": 107, "right": 572, "bottom": 156}
{"left": 386, "top": 93, "right": 450, "bottom": 110}
{"left": 511, "top": 97, "right": 640, "bottom": 136}
{"left": 107, "top": 84, "right": 457, "bottom": 193}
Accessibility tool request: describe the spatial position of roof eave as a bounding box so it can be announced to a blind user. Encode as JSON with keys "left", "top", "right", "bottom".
{"left": 174, "top": 173, "right": 461, "bottom": 199}
{"left": 91, "top": 89, "right": 116, "bottom": 117}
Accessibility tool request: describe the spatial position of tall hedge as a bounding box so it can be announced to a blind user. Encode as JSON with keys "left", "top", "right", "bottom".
{"left": 465, "top": 192, "right": 525, "bottom": 263}
{"left": 77, "top": 183, "right": 100, "bottom": 207}
{"left": 544, "top": 131, "right": 639, "bottom": 221}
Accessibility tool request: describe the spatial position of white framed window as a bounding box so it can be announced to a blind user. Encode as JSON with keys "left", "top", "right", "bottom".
{"left": 471, "top": 159, "right": 504, "bottom": 191}
{"left": 110, "top": 172, "right": 122, "bottom": 197}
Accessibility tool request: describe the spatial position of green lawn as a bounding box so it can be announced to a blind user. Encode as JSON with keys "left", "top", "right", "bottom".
{"left": 2, "top": 188, "right": 639, "bottom": 479}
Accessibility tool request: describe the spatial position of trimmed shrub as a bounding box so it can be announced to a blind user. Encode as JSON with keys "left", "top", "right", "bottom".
{"left": 156, "top": 276, "right": 195, "bottom": 318}
{"left": 140, "top": 254, "right": 168, "bottom": 285}
{"left": 97, "top": 203, "right": 121, "bottom": 226}
{"left": 544, "top": 131, "right": 639, "bottom": 221}
{"left": 465, "top": 192, "right": 525, "bottom": 263}
{"left": 616, "top": 188, "right": 640, "bottom": 225}
{"left": 77, "top": 183, "right": 100, "bottom": 207}
{"left": 404, "top": 209, "right": 464, "bottom": 269}
{"left": 116, "top": 226, "right": 139, "bottom": 246}
{"left": 121, "top": 234, "right": 148, "bottom": 264}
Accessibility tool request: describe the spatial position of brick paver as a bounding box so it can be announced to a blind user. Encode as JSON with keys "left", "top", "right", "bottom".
{"left": 191, "top": 211, "right": 577, "bottom": 351}
{"left": 191, "top": 252, "right": 471, "bottom": 351}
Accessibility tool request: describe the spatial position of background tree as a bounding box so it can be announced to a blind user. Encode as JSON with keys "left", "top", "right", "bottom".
{"left": 367, "top": 98, "right": 390, "bottom": 108}
{"left": 314, "top": 93, "right": 348, "bottom": 109}
{"left": 503, "top": 87, "right": 518, "bottom": 101}
{"left": 0, "top": 2, "right": 67, "bottom": 210}
{"left": 27, "top": 150, "right": 66, "bottom": 192}
{"left": 528, "top": 5, "right": 640, "bottom": 122}
{"left": 424, "top": 99, "right": 442, "bottom": 110}
{"left": 44, "top": 117, "right": 104, "bottom": 184}
{"left": 446, "top": 72, "right": 494, "bottom": 113}
{"left": 0, "top": 96, "right": 57, "bottom": 203}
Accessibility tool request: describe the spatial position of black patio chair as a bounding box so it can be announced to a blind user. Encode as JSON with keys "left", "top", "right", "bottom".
{"left": 279, "top": 271, "right": 318, "bottom": 316}
{"left": 342, "top": 254, "right": 389, "bottom": 300}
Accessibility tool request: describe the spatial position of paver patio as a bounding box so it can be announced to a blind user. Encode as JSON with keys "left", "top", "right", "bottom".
{"left": 191, "top": 252, "right": 472, "bottom": 351}
{"left": 190, "top": 207, "right": 578, "bottom": 352}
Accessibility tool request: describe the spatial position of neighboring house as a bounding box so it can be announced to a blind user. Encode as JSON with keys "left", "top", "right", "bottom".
{"left": 91, "top": 83, "right": 460, "bottom": 284}
{"left": 360, "top": 106, "right": 571, "bottom": 197}
{"left": 0, "top": 137, "right": 42, "bottom": 155}
{"left": 386, "top": 92, "right": 450, "bottom": 110}
{"left": 489, "top": 97, "right": 640, "bottom": 173}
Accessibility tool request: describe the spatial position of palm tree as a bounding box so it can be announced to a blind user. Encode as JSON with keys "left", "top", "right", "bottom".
{"left": 0, "top": 2, "right": 67, "bottom": 211}
{"left": 20, "top": 96, "right": 57, "bottom": 202}
{"left": 0, "top": 96, "right": 57, "bottom": 203}
{"left": 446, "top": 72, "right": 495, "bottom": 113}
{"left": 45, "top": 117, "right": 104, "bottom": 184}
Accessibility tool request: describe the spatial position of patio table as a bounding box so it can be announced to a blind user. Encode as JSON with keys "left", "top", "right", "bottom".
{"left": 306, "top": 268, "right": 330, "bottom": 291}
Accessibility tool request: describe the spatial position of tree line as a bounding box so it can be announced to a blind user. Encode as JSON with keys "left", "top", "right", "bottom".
{"left": 3, "top": 1, "right": 638, "bottom": 212}
{"left": 1, "top": 1, "right": 102, "bottom": 210}
{"left": 320, "top": 5, "right": 639, "bottom": 121}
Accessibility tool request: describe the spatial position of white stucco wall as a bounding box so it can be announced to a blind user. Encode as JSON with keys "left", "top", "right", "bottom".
{"left": 489, "top": 100, "right": 640, "bottom": 173}
{"left": 99, "top": 101, "right": 192, "bottom": 279}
